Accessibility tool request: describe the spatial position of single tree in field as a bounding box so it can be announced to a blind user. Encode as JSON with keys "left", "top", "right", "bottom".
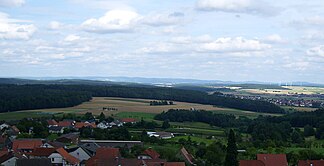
{"left": 225, "top": 129, "right": 238, "bottom": 166}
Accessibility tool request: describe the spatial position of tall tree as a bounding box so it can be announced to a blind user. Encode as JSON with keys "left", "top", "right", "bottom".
{"left": 225, "top": 129, "right": 238, "bottom": 166}
{"left": 98, "top": 112, "right": 106, "bottom": 122}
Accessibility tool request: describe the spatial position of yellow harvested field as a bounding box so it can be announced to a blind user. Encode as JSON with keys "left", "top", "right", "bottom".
{"left": 24, "top": 97, "right": 239, "bottom": 115}
{"left": 240, "top": 86, "right": 324, "bottom": 95}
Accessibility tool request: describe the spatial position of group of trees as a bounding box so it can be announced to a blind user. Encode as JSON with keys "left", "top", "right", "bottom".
{"left": 149, "top": 100, "right": 174, "bottom": 106}
{"left": 155, "top": 109, "right": 242, "bottom": 128}
{"left": 155, "top": 108, "right": 324, "bottom": 148}
{"left": 0, "top": 84, "right": 284, "bottom": 114}
{"left": 80, "top": 127, "right": 131, "bottom": 140}
{"left": 0, "top": 84, "right": 91, "bottom": 112}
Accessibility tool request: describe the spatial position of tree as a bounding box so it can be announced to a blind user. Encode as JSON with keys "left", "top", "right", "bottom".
{"left": 291, "top": 130, "right": 303, "bottom": 144}
{"left": 98, "top": 112, "right": 106, "bottom": 122}
{"left": 225, "top": 129, "right": 238, "bottom": 166}
{"left": 162, "top": 119, "right": 170, "bottom": 129}
{"left": 304, "top": 125, "right": 315, "bottom": 137}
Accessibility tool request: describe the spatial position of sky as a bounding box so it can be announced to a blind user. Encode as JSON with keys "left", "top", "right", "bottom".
{"left": 0, "top": 0, "right": 324, "bottom": 83}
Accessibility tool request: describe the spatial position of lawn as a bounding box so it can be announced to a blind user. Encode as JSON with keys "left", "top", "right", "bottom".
{"left": 166, "top": 127, "right": 224, "bottom": 136}
{"left": 168, "top": 135, "right": 216, "bottom": 145}
{"left": 114, "top": 112, "right": 156, "bottom": 121}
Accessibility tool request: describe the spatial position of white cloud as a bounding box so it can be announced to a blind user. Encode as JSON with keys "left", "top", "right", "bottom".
{"left": 307, "top": 45, "right": 324, "bottom": 57}
{"left": 283, "top": 61, "right": 309, "bottom": 71}
{"left": 197, "top": 37, "right": 271, "bottom": 53}
{"left": 48, "top": 21, "right": 63, "bottom": 30}
{"left": 141, "top": 12, "right": 185, "bottom": 27}
{"left": 81, "top": 10, "right": 140, "bottom": 33}
{"left": 64, "top": 34, "right": 81, "bottom": 42}
{"left": 303, "top": 16, "right": 324, "bottom": 26}
{"left": 0, "top": 12, "right": 36, "bottom": 40}
{"left": 263, "top": 34, "right": 287, "bottom": 43}
{"left": 0, "top": 0, "right": 25, "bottom": 7}
{"left": 196, "top": 0, "right": 279, "bottom": 16}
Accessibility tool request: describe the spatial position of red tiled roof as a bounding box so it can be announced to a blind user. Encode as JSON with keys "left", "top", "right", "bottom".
{"left": 120, "top": 118, "right": 137, "bottom": 123}
{"left": 58, "top": 121, "right": 73, "bottom": 127}
{"left": 257, "top": 154, "right": 287, "bottom": 166}
{"left": 298, "top": 160, "right": 324, "bottom": 166}
{"left": 12, "top": 139, "right": 43, "bottom": 152}
{"left": 240, "top": 160, "right": 265, "bottom": 166}
{"left": 180, "top": 147, "right": 195, "bottom": 165}
{"left": 47, "top": 120, "right": 58, "bottom": 126}
{"left": 30, "top": 148, "right": 56, "bottom": 157}
{"left": 143, "top": 148, "right": 160, "bottom": 159}
{"left": 56, "top": 148, "right": 80, "bottom": 165}
{"left": 85, "top": 147, "right": 120, "bottom": 166}
{"left": 74, "top": 122, "right": 96, "bottom": 129}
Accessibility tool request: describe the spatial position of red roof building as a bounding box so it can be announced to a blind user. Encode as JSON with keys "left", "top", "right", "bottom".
{"left": 240, "top": 160, "right": 266, "bottom": 166}
{"left": 47, "top": 120, "right": 58, "bottom": 126}
{"left": 58, "top": 120, "right": 74, "bottom": 127}
{"left": 142, "top": 148, "right": 160, "bottom": 159}
{"left": 120, "top": 118, "right": 137, "bottom": 123}
{"left": 29, "top": 148, "right": 57, "bottom": 157}
{"left": 298, "top": 160, "right": 324, "bottom": 166}
{"left": 257, "top": 154, "right": 288, "bottom": 166}
{"left": 85, "top": 147, "right": 121, "bottom": 166}
{"left": 56, "top": 148, "right": 80, "bottom": 165}
{"left": 74, "top": 122, "right": 96, "bottom": 129}
{"left": 12, "top": 139, "right": 43, "bottom": 153}
{"left": 180, "top": 147, "right": 195, "bottom": 165}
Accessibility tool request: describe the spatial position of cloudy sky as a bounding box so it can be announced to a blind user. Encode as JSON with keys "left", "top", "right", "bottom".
{"left": 1, "top": 0, "right": 324, "bottom": 83}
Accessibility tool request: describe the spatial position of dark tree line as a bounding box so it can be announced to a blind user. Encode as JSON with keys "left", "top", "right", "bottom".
{"left": 154, "top": 109, "right": 243, "bottom": 128}
{"left": 0, "top": 84, "right": 92, "bottom": 112}
{"left": 0, "top": 84, "right": 285, "bottom": 114}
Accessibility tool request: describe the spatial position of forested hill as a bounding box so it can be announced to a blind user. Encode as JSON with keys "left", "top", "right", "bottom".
{"left": 0, "top": 84, "right": 285, "bottom": 114}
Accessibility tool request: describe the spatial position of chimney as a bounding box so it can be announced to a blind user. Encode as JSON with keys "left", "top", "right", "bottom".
{"left": 160, "top": 162, "right": 165, "bottom": 166}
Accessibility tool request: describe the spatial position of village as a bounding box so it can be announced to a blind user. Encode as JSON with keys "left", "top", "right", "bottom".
{"left": 0, "top": 113, "right": 322, "bottom": 166}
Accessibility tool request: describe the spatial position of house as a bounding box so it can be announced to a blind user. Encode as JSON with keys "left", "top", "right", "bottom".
{"left": 58, "top": 120, "right": 75, "bottom": 128}
{"left": 12, "top": 139, "right": 43, "bottom": 153}
{"left": 74, "top": 122, "right": 96, "bottom": 130}
{"left": 0, "top": 152, "right": 19, "bottom": 166}
{"left": 49, "top": 126, "right": 65, "bottom": 134}
{"left": 48, "top": 147, "right": 80, "bottom": 166}
{"left": 29, "top": 148, "right": 57, "bottom": 158}
{"left": 120, "top": 118, "right": 137, "bottom": 124}
{"left": 97, "top": 121, "right": 111, "bottom": 129}
{"left": 179, "top": 147, "right": 196, "bottom": 165}
{"left": 147, "top": 132, "right": 174, "bottom": 139}
{"left": 138, "top": 148, "right": 160, "bottom": 160}
{"left": 298, "top": 160, "right": 324, "bottom": 166}
{"left": 56, "top": 132, "right": 80, "bottom": 144}
{"left": 257, "top": 154, "right": 288, "bottom": 166}
{"left": 79, "top": 140, "right": 143, "bottom": 151}
{"left": 0, "top": 135, "right": 12, "bottom": 150}
{"left": 47, "top": 120, "right": 58, "bottom": 127}
{"left": 16, "top": 158, "right": 52, "bottom": 166}
{"left": 0, "top": 123, "right": 10, "bottom": 130}
{"left": 240, "top": 160, "right": 265, "bottom": 166}
{"left": 85, "top": 147, "right": 121, "bottom": 166}
{"left": 109, "top": 120, "right": 123, "bottom": 127}
{"left": 42, "top": 141, "right": 65, "bottom": 148}
{"left": 66, "top": 147, "right": 91, "bottom": 163}
{"left": 4, "top": 126, "right": 20, "bottom": 138}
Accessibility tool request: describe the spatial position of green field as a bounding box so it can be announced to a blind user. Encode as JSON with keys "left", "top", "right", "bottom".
{"left": 168, "top": 135, "right": 216, "bottom": 145}
{"left": 114, "top": 112, "right": 156, "bottom": 121}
